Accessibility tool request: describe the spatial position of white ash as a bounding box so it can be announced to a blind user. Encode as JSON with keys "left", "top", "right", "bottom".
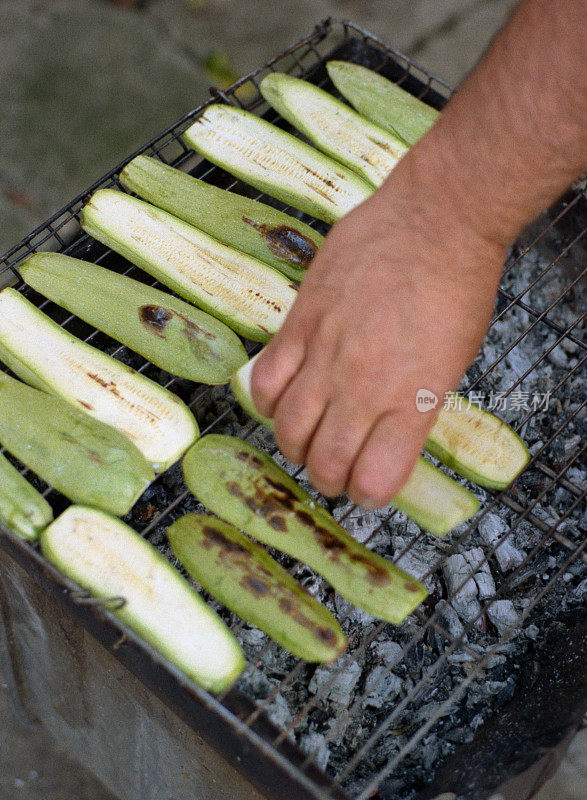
{"left": 486, "top": 600, "right": 521, "bottom": 637}
{"left": 264, "top": 692, "right": 294, "bottom": 734}
{"left": 371, "top": 640, "right": 404, "bottom": 668}
{"left": 442, "top": 549, "right": 496, "bottom": 628}
{"left": 435, "top": 600, "right": 467, "bottom": 641}
{"left": 239, "top": 627, "right": 267, "bottom": 647}
{"left": 478, "top": 514, "right": 526, "bottom": 572}
{"left": 299, "top": 733, "right": 330, "bottom": 772}
{"left": 524, "top": 624, "right": 539, "bottom": 640}
{"left": 363, "top": 666, "right": 403, "bottom": 709}
{"left": 309, "top": 657, "right": 362, "bottom": 708}
{"left": 393, "top": 531, "right": 442, "bottom": 593}
{"left": 333, "top": 593, "right": 377, "bottom": 629}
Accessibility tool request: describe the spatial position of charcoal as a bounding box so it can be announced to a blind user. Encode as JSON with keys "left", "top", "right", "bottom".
{"left": 299, "top": 732, "right": 330, "bottom": 771}
{"left": 477, "top": 514, "right": 526, "bottom": 572}
{"left": 363, "top": 666, "right": 403, "bottom": 709}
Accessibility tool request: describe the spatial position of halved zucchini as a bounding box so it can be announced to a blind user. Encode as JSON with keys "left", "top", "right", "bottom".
{"left": 183, "top": 435, "right": 427, "bottom": 624}
{"left": 80, "top": 189, "right": 297, "bottom": 343}
{"left": 260, "top": 73, "right": 407, "bottom": 188}
{"left": 20, "top": 253, "right": 247, "bottom": 385}
{"left": 0, "top": 370, "right": 153, "bottom": 515}
{"left": 168, "top": 513, "right": 347, "bottom": 662}
{"left": 40, "top": 506, "right": 245, "bottom": 694}
{"left": 230, "top": 355, "right": 479, "bottom": 537}
{"left": 0, "top": 451, "right": 53, "bottom": 540}
{"left": 326, "top": 61, "right": 440, "bottom": 147}
{"left": 120, "top": 155, "right": 323, "bottom": 281}
{"left": 0, "top": 288, "right": 198, "bottom": 472}
{"left": 182, "top": 104, "right": 372, "bottom": 223}
{"left": 426, "top": 394, "right": 530, "bottom": 490}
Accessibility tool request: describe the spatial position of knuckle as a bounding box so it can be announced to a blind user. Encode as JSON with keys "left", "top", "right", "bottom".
{"left": 307, "top": 451, "right": 348, "bottom": 496}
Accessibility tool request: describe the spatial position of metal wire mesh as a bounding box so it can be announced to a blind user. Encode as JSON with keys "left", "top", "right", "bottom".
{"left": 0, "top": 19, "right": 585, "bottom": 800}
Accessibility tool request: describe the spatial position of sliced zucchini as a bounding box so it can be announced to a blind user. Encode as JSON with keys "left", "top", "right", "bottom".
{"left": 81, "top": 189, "right": 297, "bottom": 343}
{"left": 0, "top": 288, "right": 198, "bottom": 472}
{"left": 326, "top": 61, "right": 440, "bottom": 147}
{"left": 182, "top": 104, "right": 372, "bottom": 223}
{"left": 183, "top": 436, "right": 427, "bottom": 624}
{"left": 41, "top": 507, "right": 245, "bottom": 694}
{"left": 230, "top": 355, "right": 479, "bottom": 537}
{"left": 260, "top": 73, "right": 407, "bottom": 188}
{"left": 427, "top": 394, "right": 530, "bottom": 490}
{"left": 168, "top": 513, "right": 347, "bottom": 662}
{"left": 0, "top": 451, "right": 53, "bottom": 540}
{"left": 20, "top": 253, "right": 247, "bottom": 385}
{"left": 0, "top": 370, "right": 153, "bottom": 515}
{"left": 120, "top": 155, "right": 323, "bottom": 281}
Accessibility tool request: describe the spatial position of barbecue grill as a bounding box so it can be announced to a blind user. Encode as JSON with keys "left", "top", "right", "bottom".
{"left": 0, "top": 19, "right": 585, "bottom": 800}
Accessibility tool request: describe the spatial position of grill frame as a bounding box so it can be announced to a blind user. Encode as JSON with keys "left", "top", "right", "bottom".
{"left": 0, "top": 18, "right": 585, "bottom": 800}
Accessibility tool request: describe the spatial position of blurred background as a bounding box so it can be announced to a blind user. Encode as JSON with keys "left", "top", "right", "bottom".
{"left": 2, "top": 3, "right": 584, "bottom": 800}
{"left": 0, "top": 0, "right": 521, "bottom": 254}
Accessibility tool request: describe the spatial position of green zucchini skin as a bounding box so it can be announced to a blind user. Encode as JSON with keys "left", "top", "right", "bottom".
{"left": 0, "top": 288, "right": 198, "bottom": 472}
{"left": 230, "top": 355, "right": 479, "bottom": 537}
{"left": 182, "top": 104, "right": 373, "bottom": 224}
{"left": 0, "top": 451, "right": 53, "bottom": 540}
{"left": 326, "top": 61, "right": 440, "bottom": 147}
{"left": 40, "top": 507, "right": 245, "bottom": 694}
{"left": 20, "top": 253, "right": 247, "bottom": 385}
{"left": 426, "top": 394, "right": 530, "bottom": 490}
{"left": 182, "top": 436, "right": 427, "bottom": 624}
{"left": 168, "top": 513, "right": 347, "bottom": 662}
{"left": 0, "top": 371, "right": 153, "bottom": 516}
{"left": 260, "top": 73, "right": 407, "bottom": 188}
{"left": 120, "top": 155, "right": 323, "bottom": 281}
{"left": 80, "top": 189, "right": 298, "bottom": 343}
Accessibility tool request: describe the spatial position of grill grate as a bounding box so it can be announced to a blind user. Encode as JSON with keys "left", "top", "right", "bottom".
{"left": 0, "top": 19, "right": 585, "bottom": 800}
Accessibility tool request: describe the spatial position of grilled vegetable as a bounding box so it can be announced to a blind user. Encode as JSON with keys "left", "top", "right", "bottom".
{"left": 81, "top": 189, "right": 297, "bottom": 343}
{"left": 327, "top": 61, "right": 440, "bottom": 147}
{"left": 427, "top": 394, "right": 530, "bottom": 490}
{"left": 0, "top": 451, "right": 53, "bottom": 540}
{"left": 0, "top": 370, "right": 153, "bottom": 515}
{"left": 183, "top": 436, "right": 427, "bottom": 624}
{"left": 168, "top": 513, "right": 347, "bottom": 662}
{"left": 260, "top": 73, "right": 407, "bottom": 188}
{"left": 120, "top": 155, "right": 323, "bottom": 281}
{"left": 41, "top": 507, "right": 245, "bottom": 693}
{"left": 182, "top": 104, "right": 372, "bottom": 223}
{"left": 20, "top": 253, "right": 247, "bottom": 385}
{"left": 230, "top": 355, "right": 479, "bottom": 536}
{"left": 0, "top": 288, "right": 197, "bottom": 472}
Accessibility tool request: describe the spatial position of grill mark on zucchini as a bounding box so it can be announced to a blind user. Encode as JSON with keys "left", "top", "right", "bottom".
{"left": 139, "top": 304, "right": 216, "bottom": 344}
{"left": 138, "top": 305, "right": 173, "bottom": 337}
{"left": 168, "top": 513, "right": 347, "bottom": 661}
{"left": 224, "top": 471, "right": 391, "bottom": 588}
{"left": 241, "top": 217, "right": 316, "bottom": 268}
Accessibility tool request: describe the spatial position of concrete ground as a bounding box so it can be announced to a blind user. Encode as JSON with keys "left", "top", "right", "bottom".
{"left": 0, "top": 1, "right": 583, "bottom": 799}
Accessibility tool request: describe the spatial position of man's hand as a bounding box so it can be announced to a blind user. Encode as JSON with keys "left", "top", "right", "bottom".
{"left": 251, "top": 159, "right": 504, "bottom": 508}
{"left": 251, "top": 0, "right": 585, "bottom": 509}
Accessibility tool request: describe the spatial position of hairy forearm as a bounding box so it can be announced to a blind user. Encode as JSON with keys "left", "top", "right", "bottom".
{"left": 379, "top": 0, "right": 586, "bottom": 250}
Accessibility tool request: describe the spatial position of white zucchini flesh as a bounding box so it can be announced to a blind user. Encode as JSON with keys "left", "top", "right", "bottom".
{"left": 182, "top": 104, "right": 373, "bottom": 224}
{"left": 40, "top": 507, "right": 245, "bottom": 694}
{"left": 81, "top": 190, "right": 297, "bottom": 343}
{"left": 427, "top": 395, "right": 530, "bottom": 490}
{"left": 0, "top": 289, "right": 198, "bottom": 472}
{"left": 260, "top": 73, "right": 408, "bottom": 188}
